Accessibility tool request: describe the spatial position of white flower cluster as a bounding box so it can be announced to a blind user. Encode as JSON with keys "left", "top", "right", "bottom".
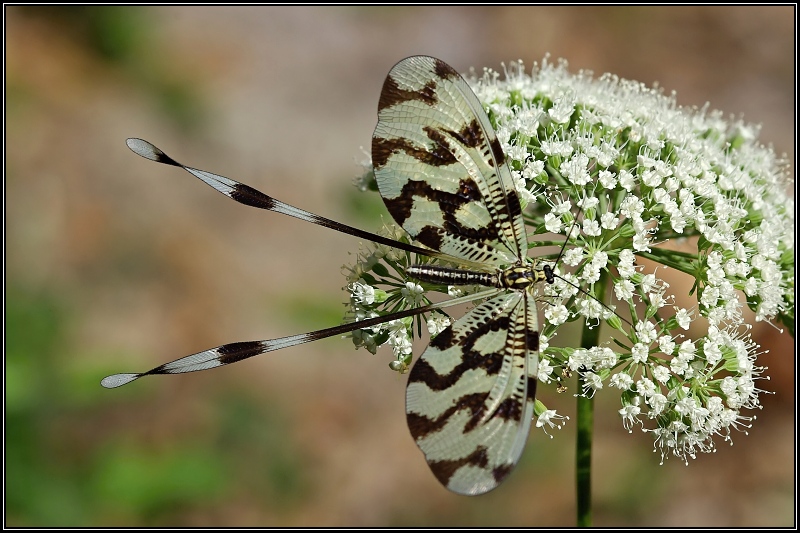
{"left": 467, "top": 57, "right": 792, "bottom": 463}
{"left": 344, "top": 57, "right": 793, "bottom": 465}
{"left": 341, "top": 224, "right": 452, "bottom": 374}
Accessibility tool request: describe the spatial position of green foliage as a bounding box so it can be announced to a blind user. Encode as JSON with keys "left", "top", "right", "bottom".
{"left": 19, "top": 6, "right": 146, "bottom": 64}
{"left": 5, "top": 287, "right": 309, "bottom": 526}
{"left": 18, "top": 6, "right": 206, "bottom": 132}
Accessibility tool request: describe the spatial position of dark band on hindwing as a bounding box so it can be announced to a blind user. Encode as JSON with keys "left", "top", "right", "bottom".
{"left": 215, "top": 341, "right": 268, "bottom": 365}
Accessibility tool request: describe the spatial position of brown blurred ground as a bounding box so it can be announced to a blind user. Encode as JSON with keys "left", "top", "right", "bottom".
{"left": 6, "top": 6, "right": 794, "bottom": 526}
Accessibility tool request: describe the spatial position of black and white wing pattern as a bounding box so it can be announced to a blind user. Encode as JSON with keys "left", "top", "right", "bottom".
{"left": 374, "top": 56, "right": 542, "bottom": 495}
{"left": 406, "top": 292, "right": 539, "bottom": 495}
{"left": 103, "top": 56, "right": 548, "bottom": 497}
{"left": 373, "top": 56, "right": 527, "bottom": 267}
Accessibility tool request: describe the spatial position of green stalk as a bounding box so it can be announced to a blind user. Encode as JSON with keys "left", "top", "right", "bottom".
{"left": 575, "top": 272, "right": 606, "bottom": 527}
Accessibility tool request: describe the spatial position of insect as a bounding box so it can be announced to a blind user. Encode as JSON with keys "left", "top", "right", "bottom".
{"left": 103, "top": 56, "right": 558, "bottom": 496}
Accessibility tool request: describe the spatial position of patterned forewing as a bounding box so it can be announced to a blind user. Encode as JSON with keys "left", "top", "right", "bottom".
{"left": 372, "top": 56, "right": 527, "bottom": 267}
{"left": 405, "top": 292, "right": 538, "bottom": 495}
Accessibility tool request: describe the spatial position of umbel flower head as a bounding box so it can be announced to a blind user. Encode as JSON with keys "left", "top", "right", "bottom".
{"left": 343, "top": 57, "right": 794, "bottom": 465}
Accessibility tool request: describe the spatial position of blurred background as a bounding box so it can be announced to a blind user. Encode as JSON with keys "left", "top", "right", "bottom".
{"left": 6, "top": 6, "right": 795, "bottom": 527}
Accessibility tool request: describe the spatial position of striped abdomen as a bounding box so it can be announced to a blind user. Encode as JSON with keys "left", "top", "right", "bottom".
{"left": 407, "top": 265, "right": 498, "bottom": 287}
{"left": 407, "top": 263, "right": 551, "bottom": 290}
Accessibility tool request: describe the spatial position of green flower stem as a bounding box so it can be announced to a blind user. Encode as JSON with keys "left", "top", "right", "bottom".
{"left": 575, "top": 379, "right": 593, "bottom": 527}
{"left": 576, "top": 272, "right": 606, "bottom": 527}
{"left": 638, "top": 247, "right": 699, "bottom": 260}
{"left": 636, "top": 249, "right": 699, "bottom": 275}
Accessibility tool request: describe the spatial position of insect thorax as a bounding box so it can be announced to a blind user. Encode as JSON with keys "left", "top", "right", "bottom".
{"left": 407, "top": 263, "right": 552, "bottom": 290}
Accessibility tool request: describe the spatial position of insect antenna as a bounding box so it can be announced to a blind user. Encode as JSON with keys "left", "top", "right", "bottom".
{"left": 546, "top": 194, "right": 633, "bottom": 328}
